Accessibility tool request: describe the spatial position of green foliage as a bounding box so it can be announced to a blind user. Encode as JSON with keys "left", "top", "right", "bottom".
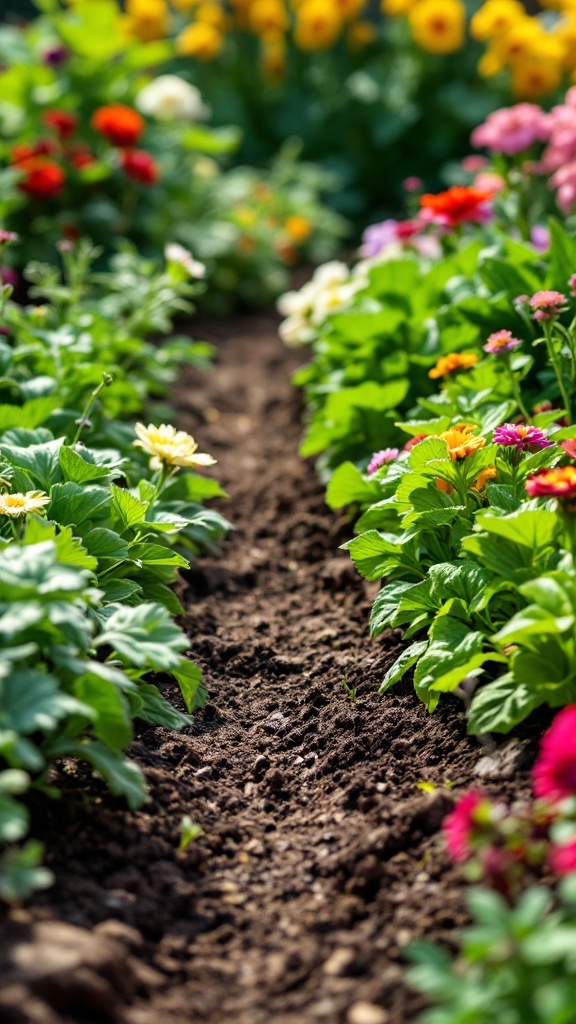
{"left": 408, "top": 882, "right": 576, "bottom": 1024}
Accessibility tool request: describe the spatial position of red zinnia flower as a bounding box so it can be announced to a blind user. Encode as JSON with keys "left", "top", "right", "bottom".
{"left": 420, "top": 185, "right": 494, "bottom": 227}
{"left": 533, "top": 706, "right": 576, "bottom": 803}
{"left": 525, "top": 465, "right": 576, "bottom": 500}
{"left": 67, "top": 144, "right": 96, "bottom": 170}
{"left": 120, "top": 149, "right": 158, "bottom": 186}
{"left": 11, "top": 139, "right": 57, "bottom": 165}
{"left": 18, "top": 157, "right": 65, "bottom": 199}
{"left": 91, "top": 105, "right": 145, "bottom": 148}
{"left": 43, "top": 109, "right": 78, "bottom": 140}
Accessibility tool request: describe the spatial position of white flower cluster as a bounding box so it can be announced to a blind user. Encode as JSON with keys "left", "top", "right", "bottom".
{"left": 165, "top": 243, "right": 206, "bottom": 279}
{"left": 137, "top": 75, "right": 209, "bottom": 123}
{"left": 277, "top": 260, "right": 370, "bottom": 347}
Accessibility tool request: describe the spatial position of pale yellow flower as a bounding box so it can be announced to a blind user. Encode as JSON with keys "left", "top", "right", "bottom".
{"left": 134, "top": 423, "right": 216, "bottom": 470}
{"left": 0, "top": 490, "right": 50, "bottom": 517}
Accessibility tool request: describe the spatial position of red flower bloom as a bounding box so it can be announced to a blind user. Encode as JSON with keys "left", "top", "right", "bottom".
{"left": 91, "top": 105, "right": 144, "bottom": 147}
{"left": 533, "top": 706, "right": 576, "bottom": 803}
{"left": 18, "top": 157, "right": 65, "bottom": 199}
{"left": 403, "top": 433, "right": 427, "bottom": 451}
{"left": 420, "top": 186, "right": 494, "bottom": 227}
{"left": 561, "top": 439, "right": 576, "bottom": 459}
{"left": 525, "top": 465, "right": 576, "bottom": 501}
{"left": 120, "top": 149, "right": 158, "bottom": 186}
{"left": 43, "top": 109, "right": 78, "bottom": 140}
{"left": 67, "top": 144, "right": 96, "bottom": 170}
{"left": 11, "top": 139, "right": 57, "bottom": 165}
{"left": 444, "top": 791, "right": 486, "bottom": 862}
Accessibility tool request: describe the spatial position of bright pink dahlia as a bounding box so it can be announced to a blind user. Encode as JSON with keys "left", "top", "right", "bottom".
{"left": 471, "top": 104, "right": 551, "bottom": 156}
{"left": 533, "top": 706, "right": 576, "bottom": 803}
{"left": 493, "top": 423, "right": 553, "bottom": 451}
{"left": 444, "top": 791, "right": 486, "bottom": 862}
{"left": 367, "top": 448, "right": 399, "bottom": 474}
{"left": 483, "top": 329, "right": 523, "bottom": 355}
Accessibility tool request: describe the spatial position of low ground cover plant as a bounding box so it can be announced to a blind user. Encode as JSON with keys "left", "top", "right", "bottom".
{"left": 0, "top": 2, "right": 344, "bottom": 307}
{"left": 408, "top": 706, "right": 576, "bottom": 1022}
{"left": 281, "top": 89, "right": 576, "bottom": 736}
{"left": 0, "top": 235, "right": 229, "bottom": 899}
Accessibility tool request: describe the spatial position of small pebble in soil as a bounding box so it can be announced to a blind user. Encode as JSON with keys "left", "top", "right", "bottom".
{"left": 347, "top": 1001, "right": 390, "bottom": 1024}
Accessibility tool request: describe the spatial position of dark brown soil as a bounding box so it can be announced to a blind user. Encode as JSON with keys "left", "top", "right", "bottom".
{"left": 0, "top": 312, "right": 534, "bottom": 1024}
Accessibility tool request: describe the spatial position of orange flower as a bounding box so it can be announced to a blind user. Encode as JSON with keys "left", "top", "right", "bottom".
{"left": 91, "top": 105, "right": 145, "bottom": 147}
{"left": 429, "top": 352, "right": 479, "bottom": 378}
{"left": 284, "top": 214, "right": 312, "bottom": 243}
{"left": 472, "top": 465, "right": 497, "bottom": 491}
{"left": 439, "top": 424, "right": 485, "bottom": 460}
{"left": 18, "top": 157, "right": 65, "bottom": 199}
{"left": 420, "top": 185, "right": 494, "bottom": 226}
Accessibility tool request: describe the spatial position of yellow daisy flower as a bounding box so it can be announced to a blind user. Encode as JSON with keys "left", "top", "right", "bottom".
{"left": 134, "top": 422, "right": 217, "bottom": 470}
{"left": 0, "top": 491, "right": 51, "bottom": 517}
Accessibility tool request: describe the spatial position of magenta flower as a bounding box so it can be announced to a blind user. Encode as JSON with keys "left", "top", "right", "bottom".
{"left": 444, "top": 791, "right": 487, "bottom": 862}
{"left": 529, "top": 290, "right": 568, "bottom": 321}
{"left": 549, "top": 838, "right": 576, "bottom": 875}
{"left": 533, "top": 706, "right": 576, "bottom": 803}
{"left": 42, "top": 45, "right": 69, "bottom": 67}
{"left": 367, "top": 448, "right": 399, "bottom": 474}
{"left": 493, "top": 423, "right": 553, "bottom": 451}
{"left": 403, "top": 176, "right": 423, "bottom": 192}
{"left": 483, "top": 329, "right": 523, "bottom": 355}
{"left": 569, "top": 274, "right": 576, "bottom": 298}
{"left": 360, "top": 219, "right": 422, "bottom": 259}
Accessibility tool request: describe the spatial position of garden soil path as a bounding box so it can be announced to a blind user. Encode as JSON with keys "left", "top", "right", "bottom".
{"left": 0, "top": 311, "right": 533, "bottom": 1024}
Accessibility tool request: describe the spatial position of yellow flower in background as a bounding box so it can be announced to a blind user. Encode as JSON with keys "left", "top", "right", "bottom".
{"left": 294, "top": 0, "right": 343, "bottom": 50}
{"left": 334, "top": 0, "right": 366, "bottom": 22}
{"left": 195, "top": 1, "right": 228, "bottom": 30}
{"left": 125, "top": 0, "right": 169, "bottom": 41}
{"left": 408, "top": 0, "right": 466, "bottom": 55}
{"left": 470, "top": 0, "right": 525, "bottom": 42}
{"left": 250, "top": 0, "right": 290, "bottom": 35}
{"left": 347, "top": 19, "right": 377, "bottom": 47}
{"left": 0, "top": 491, "right": 50, "bottom": 517}
{"left": 171, "top": 0, "right": 202, "bottom": 9}
{"left": 134, "top": 423, "right": 216, "bottom": 469}
{"left": 492, "top": 17, "right": 545, "bottom": 64}
{"left": 260, "top": 32, "right": 287, "bottom": 79}
{"left": 478, "top": 44, "right": 504, "bottom": 76}
{"left": 472, "top": 466, "right": 497, "bottom": 491}
{"left": 176, "top": 20, "right": 224, "bottom": 56}
{"left": 381, "top": 0, "right": 419, "bottom": 15}
{"left": 555, "top": 17, "right": 576, "bottom": 71}
{"left": 511, "top": 56, "right": 563, "bottom": 97}
{"left": 285, "top": 214, "right": 313, "bottom": 243}
{"left": 234, "top": 205, "right": 258, "bottom": 226}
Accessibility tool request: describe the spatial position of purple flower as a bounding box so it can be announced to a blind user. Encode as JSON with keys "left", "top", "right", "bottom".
{"left": 529, "top": 290, "right": 568, "bottom": 321}
{"left": 367, "top": 448, "right": 399, "bottom": 474}
{"left": 493, "top": 423, "right": 553, "bottom": 451}
{"left": 530, "top": 226, "right": 550, "bottom": 253}
{"left": 0, "top": 267, "right": 19, "bottom": 289}
{"left": 42, "top": 45, "right": 69, "bottom": 68}
{"left": 483, "top": 329, "right": 523, "bottom": 355}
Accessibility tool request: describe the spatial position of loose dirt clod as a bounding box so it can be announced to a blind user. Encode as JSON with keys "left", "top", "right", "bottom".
{"left": 0, "top": 312, "right": 526, "bottom": 1024}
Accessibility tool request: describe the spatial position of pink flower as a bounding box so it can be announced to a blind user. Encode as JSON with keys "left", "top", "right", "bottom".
{"left": 483, "top": 329, "right": 523, "bottom": 354}
{"left": 474, "top": 172, "right": 506, "bottom": 194}
{"left": 561, "top": 439, "right": 576, "bottom": 458}
{"left": 0, "top": 230, "right": 18, "bottom": 245}
{"left": 569, "top": 274, "right": 576, "bottom": 298}
{"left": 526, "top": 466, "right": 576, "bottom": 500}
{"left": 403, "top": 433, "right": 427, "bottom": 451}
{"left": 493, "top": 423, "right": 553, "bottom": 451}
{"left": 360, "top": 218, "right": 423, "bottom": 258}
{"left": 549, "top": 838, "right": 576, "bottom": 875}
{"left": 461, "top": 155, "right": 487, "bottom": 173}
{"left": 403, "top": 176, "right": 423, "bottom": 192}
{"left": 529, "top": 290, "right": 568, "bottom": 321}
{"left": 367, "top": 448, "right": 399, "bottom": 474}
{"left": 444, "top": 791, "right": 487, "bottom": 862}
{"left": 471, "top": 104, "right": 551, "bottom": 156}
{"left": 533, "top": 706, "right": 576, "bottom": 803}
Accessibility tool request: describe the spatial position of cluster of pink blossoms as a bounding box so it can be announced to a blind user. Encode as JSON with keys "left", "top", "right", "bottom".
{"left": 444, "top": 707, "right": 576, "bottom": 892}
{"left": 471, "top": 103, "right": 551, "bottom": 156}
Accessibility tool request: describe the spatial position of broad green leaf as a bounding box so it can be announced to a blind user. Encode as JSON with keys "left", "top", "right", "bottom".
{"left": 342, "top": 530, "right": 403, "bottom": 581}
{"left": 74, "top": 675, "right": 133, "bottom": 750}
{"left": 173, "top": 657, "right": 205, "bottom": 712}
{"left": 379, "top": 641, "right": 428, "bottom": 694}
{"left": 467, "top": 675, "right": 543, "bottom": 734}
{"left": 326, "top": 461, "right": 382, "bottom": 510}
